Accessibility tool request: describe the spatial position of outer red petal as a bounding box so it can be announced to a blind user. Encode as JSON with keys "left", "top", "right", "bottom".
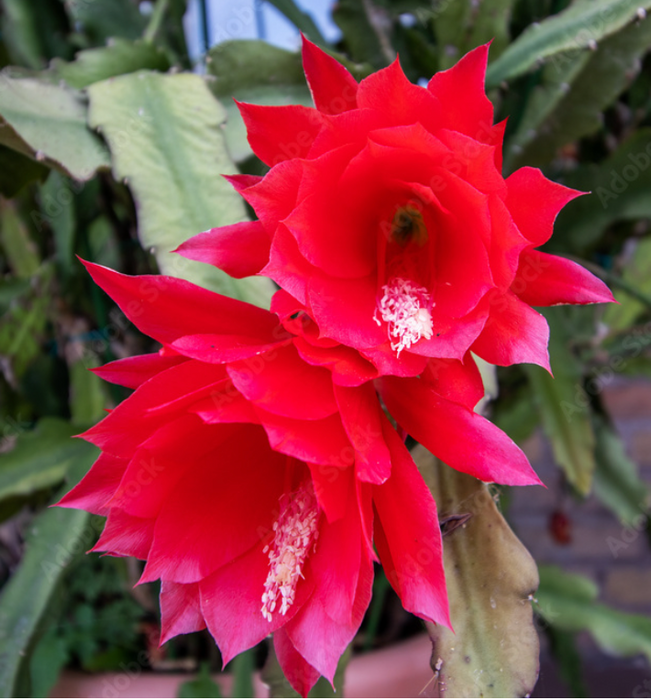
{"left": 427, "top": 43, "right": 493, "bottom": 142}
{"left": 379, "top": 376, "right": 541, "bottom": 486}
{"left": 160, "top": 581, "right": 206, "bottom": 644}
{"left": 373, "top": 419, "right": 450, "bottom": 627}
{"left": 471, "top": 291, "right": 551, "bottom": 370}
{"left": 92, "top": 509, "right": 154, "bottom": 559}
{"left": 174, "top": 221, "right": 270, "bottom": 278}
{"left": 91, "top": 352, "right": 187, "bottom": 389}
{"left": 505, "top": 167, "right": 583, "bottom": 247}
{"left": 57, "top": 452, "right": 127, "bottom": 515}
{"left": 274, "top": 628, "right": 321, "bottom": 698}
{"left": 200, "top": 546, "right": 313, "bottom": 666}
{"left": 81, "top": 260, "right": 279, "bottom": 348}
{"left": 512, "top": 249, "right": 615, "bottom": 306}
{"left": 301, "top": 36, "right": 358, "bottom": 115}
{"left": 286, "top": 553, "right": 373, "bottom": 684}
{"left": 81, "top": 361, "right": 227, "bottom": 458}
{"left": 334, "top": 383, "right": 391, "bottom": 484}
{"left": 238, "top": 101, "right": 325, "bottom": 167}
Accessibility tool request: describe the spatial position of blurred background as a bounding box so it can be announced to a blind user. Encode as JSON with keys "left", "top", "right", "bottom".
{"left": 0, "top": 0, "right": 651, "bottom": 696}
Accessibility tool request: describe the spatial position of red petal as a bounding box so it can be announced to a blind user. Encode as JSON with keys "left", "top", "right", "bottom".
{"left": 427, "top": 43, "right": 493, "bottom": 142}
{"left": 57, "top": 452, "right": 126, "bottom": 515}
{"left": 92, "top": 508, "right": 154, "bottom": 560}
{"left": 91, "top": 353, "right": 187, "bottom": 389}
{"left": 308, "top": 274, "right": 385, "bottom": 349}
{"left": 308, "top": 462, "right": 351, "bottom": 524}
{"left": 174, "top": 221, "right": 270, "bottom": 278}
{"left": 224, "top": 173, "right": 262, "bottom": 193}
{"left": 357, "top": 59, "right": 442, "bottom": 135}
{"left": 422, "top": 354, "right": 484, "bottom": 411}
{"left": 505, "top": 167, "right": 583, "bottom": 247}
{"left": 226, "top": 344, "right": 338, "bottom": 420}
{"left": 302, "top": 36, "right": 358, "bottom": 115}
{"left": 256, "top": 408, "right": 353, "bottom": 467}
{"left": 274, "top": 628, "right": 321, "bottom": 698}
{"left": 81, "top": 360, "right": 227, "bottom": 458}
{"left": 141, "top": 426, "right": 286, "bottom": 583}
{"left": 170, "top": 333, "right": 290, "bottom": 364}
{"left": 334, "top": 383, "right": 391, "bottom": 484}
{"left": 406, "top": 302, "right": 489, "bottom": 361}
{"left": 264, "top": 224, "right": 318, "bottom": 305}
{"left": 106, "top": 415, "right": 213, "bottom": 520}
{"left": 308, "top": 474, "right": 362, "bottom": 625}
{"left": 471, "top": 291, "right": 551, "bottom": 370}
{"left": 81, "top": 260, "right": 279, "bottom": 348}
{"left": 294, "top": 337, "right": 378, "bottom": 387}
{"left": 286, "top": 553, "right": 373, "bottom": 685}
{"left": 160, "top": 581, "right": 206, "bottom": 644}
{"left": 241, "top": 160, "right": 304, "bottom": 231}
{"left": 373, "top": 419, "right": 450, "bottom": 627}
{"left": 512, "top": 250, "right": 615, "bottom": 306}
{"left": 379, "top": 376, "right": 541, "bottom": 486}
{"left": 200, "top": 546, "right": 313, "bottom": 666}
{"left": 238, "top": 101, "right": 325, "bottom": 167}
{"left": 360, "top": 344, "right": 429, "bottom": 377}
{"left": 487, "top": 196, "right": 530, "bottom": 290}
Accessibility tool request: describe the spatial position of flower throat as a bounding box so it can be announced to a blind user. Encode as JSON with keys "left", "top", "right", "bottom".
{"left": 375, "top": 205, "right": 434, "bottom": 355}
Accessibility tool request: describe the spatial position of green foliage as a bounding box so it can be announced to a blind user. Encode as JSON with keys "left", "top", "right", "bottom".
{"left": 87, "top": 71, "right": 274, "bottom": 306}
{"left": 0, "top": 0, "right": 650, "bottom": 696}
{"left": 537, "top": 565, "right": 651, "bottom": 665}
{"left": 178, "top": 662, "right": 223, "bottom": 698}
{"left": 0, "top": 418, "right": 96, "bottom": 508}
{"left": 525, "top": 309, "right": 596, "bottom": 495}
{"left": 486, "top": 0, "right": 651, "bottom": 87}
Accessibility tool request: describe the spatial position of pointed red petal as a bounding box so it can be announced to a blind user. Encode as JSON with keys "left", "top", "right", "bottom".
{"left": 57, "top": 452, "right": 126, "bottom": 515}
{"left": 237, "top": 101, "right": 325, "bottom": 167}
{"left": 471, "top": 291, "right": 551, "bottom": 370}
{"left": 505, "top": 167, "right": 583, "bottom": 247}
{"left": 302, "top": 36, "right": 358, "bottom": 115}
{"left": 286, "top": 554, "right": 373, "bottom": 684}
{"left": 373, "top": 419, "right": 450, "bottom": 627}
{"left": 175, "top": 221, "right": 270, "bottom": 278}
{"left": 273, "top": 628, "right": 321, "bottom": 698}
{"left": 512, "top": 250, "right": 615, "bottom": 306}
{"left": 80, "top": 260, "right": 279, "bottom": 348}
{"left": 92, "top": 509, "right": 155, "bottom": 559}
{"left": 200, "top": 546, "right": 313, "bottom": 666}
{"left": 422, "top": 354, "right": 484, "bottom": 411}
{"left": 334, "top": 383, "right": 391, "bottom": 484}
{"left": 160, "top": 581, "right": 206, "bottom": 645}
{"left": 91, "top": 352, "right": 187, "bottom": 389}
{"left": 427, "top": 43, "right": 493, "bottom": 142}
{"left": 379, "top": 376, "right": 541, "bottom": 486}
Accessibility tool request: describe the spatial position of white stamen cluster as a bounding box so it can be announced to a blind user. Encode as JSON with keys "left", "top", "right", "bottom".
{"left": 374, "top": 277, "right": 434, "bottom": 356}
{"left": 261, "top": 485, "right": 319, "bottom": 622}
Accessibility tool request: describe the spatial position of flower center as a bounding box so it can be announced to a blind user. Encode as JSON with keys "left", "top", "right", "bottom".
{"left": 261, "top": 484, "right": 320, "bottom": 622}
{"left": 374, "top": 277, "right": 434, "bottom": 356}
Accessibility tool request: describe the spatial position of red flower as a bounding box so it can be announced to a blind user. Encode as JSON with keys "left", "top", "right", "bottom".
{"left": 58, "top": 261, "right": 539, "bottom": 695}
{"left": 178, "top": 38, "right": 613, "bottom": 376}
